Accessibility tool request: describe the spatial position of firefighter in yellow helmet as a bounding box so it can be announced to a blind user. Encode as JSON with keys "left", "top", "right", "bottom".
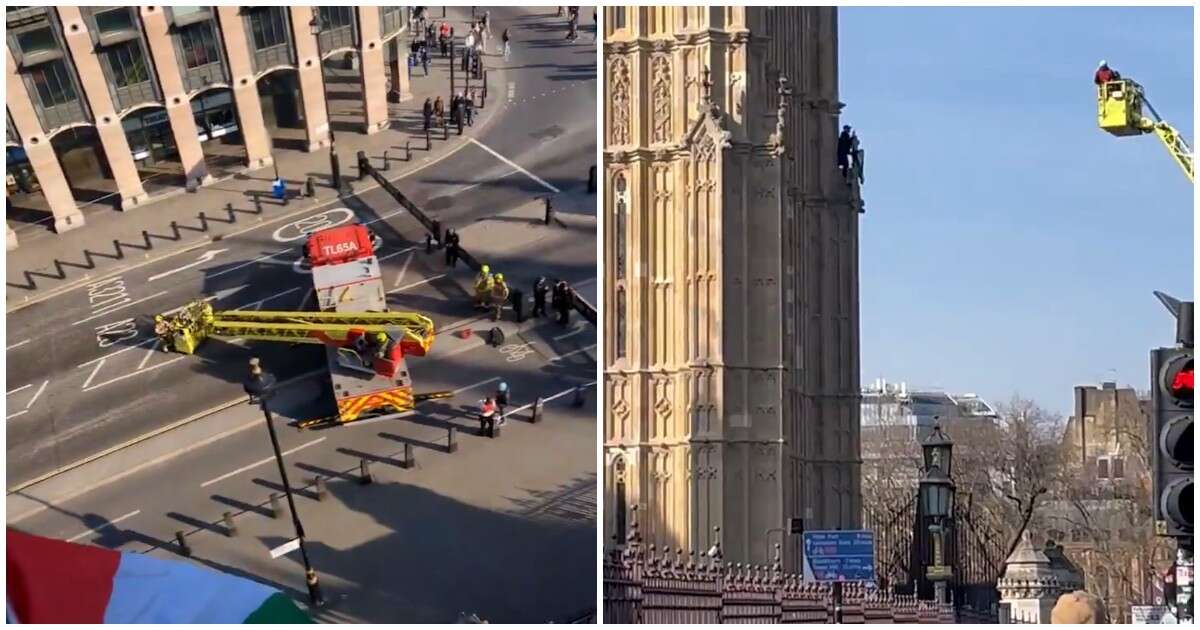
{"left": 490, "top": 273, "right": 510, "bottom": 321}
{"left": 474, "top": 264, "right": 494, "bottom": 309}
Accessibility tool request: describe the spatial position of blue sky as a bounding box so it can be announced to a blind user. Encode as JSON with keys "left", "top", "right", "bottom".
{"left": 840, "top": 6, "right": 1194, "bottom": 417}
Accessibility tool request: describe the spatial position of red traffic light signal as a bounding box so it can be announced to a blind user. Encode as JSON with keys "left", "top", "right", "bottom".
{"left": 1162, "top": 356, "right": 1194, "bottom": 407}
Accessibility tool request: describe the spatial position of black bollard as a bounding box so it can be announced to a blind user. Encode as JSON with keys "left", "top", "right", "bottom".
{"left": 403, "top": 443, "right": 415, "bottom": 469}
{"left": 383, "top": 150, "right": 391, "bottom": 171}
{"left": 225, "top": 201, "right": 234, "bottom": 214}
{"left": 544, "top": 197, "right": 554, "bottom": 225}
{"left": 359, "top": 459, "right": 373, "bottom": 484}
{"left": 426, "top": 128, "right": 432, "bottom": 150}
{"left": 588, "top": 165, "right": 597, "bottom": 193}
{"left": 443, "top": 120, "right": 449, "bottom": 141}
{"left": 223, "top": 511, "right": 238, "bottom": 537}
{"left": 532, "top": 396, "right": 544, "bottom": 423}
{"left": 448, "top": 426, "right": 458, "bottom": 453}
{"left": 176, "top": 530, "right": 191, "bottom": 557}
{"left": 405, "top": 140, "right": 412, "bottom": 161}
{"left": 314, "top": 476, "right": 327, "bottom": 501}
{"left": 305, "top": 176, "right": 316, "bottom": 198}
{"left": 269, "top": 493, "right": 283, "bottom": 519}
{"left": 572, "top": 385, "right": 586, "bottom": 408}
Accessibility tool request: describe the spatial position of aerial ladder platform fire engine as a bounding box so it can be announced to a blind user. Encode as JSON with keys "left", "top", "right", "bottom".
{"left": 155, "top": 221, "right": 451, "bottom": 428}
{"left": 1097, "top": 76, "right": 1194, "bottom": 183}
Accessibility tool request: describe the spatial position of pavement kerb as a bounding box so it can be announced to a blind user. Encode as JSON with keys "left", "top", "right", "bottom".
{"left": 6, "top": 68, "right": 511, "bottom": 316}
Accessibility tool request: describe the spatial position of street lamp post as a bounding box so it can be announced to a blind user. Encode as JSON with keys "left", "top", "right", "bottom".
{"left": 243, "top": 358, "right": 324, "bottom": 607}
{"left": 919, "top": 425, "right": 955, "bottom": 605}
{"left": 310, "top": 16, "right": 342, "bottom": 194}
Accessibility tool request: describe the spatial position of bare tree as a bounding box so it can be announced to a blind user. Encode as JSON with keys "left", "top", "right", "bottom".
{"left": 990, "top": 396, "right": 1064, "bottom": 560}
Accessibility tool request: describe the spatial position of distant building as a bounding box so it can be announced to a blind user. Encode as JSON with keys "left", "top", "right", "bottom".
{"left": 6, "top": 6, "right": 412, "bottom": 247}
{"left": 1033, "top": 382, "right": 1170, "bottom": 624}
{"left": 861, "top": 378, "right": 999, "bottom": 443}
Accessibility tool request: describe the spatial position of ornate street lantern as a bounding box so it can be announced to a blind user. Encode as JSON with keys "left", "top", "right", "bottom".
{"left": 919, "top": 463, "right": 955, "bottom": 519}
{"left": 921, "top": 424, "right": 954, "bottom": 476}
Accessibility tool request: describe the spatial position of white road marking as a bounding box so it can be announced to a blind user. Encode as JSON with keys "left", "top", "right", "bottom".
{"left": 78, "top": 337, "right": 158, "bottom": 368}
{"left": 451, "top": 376, "right": 501, "bottom": 396}
{"left": 7, "top": 339, "right": 31, "bottom": 351}
{"left": 7, "top": 383, "right": 33, "bottom": 396}
{"left": 500, "top": 381, "right": 598, "bottom": 419}
{"left": 441, "top": 339, "right": 486, "bottom": 358}
{"left": 71, "top": 291, "right": 169, "bottom": 326}
{"left": 360, "top": 208, "right": 408, "bottom": 227}
{"left": 298, "top": 288, "right": 314, "bottom": 309}
{"left": 388, "top": 274, "right": 447, "bottom": 293}
{"left": 66, "top": 510, "right": 142, "bottom": 543}
{"left": 6, "top": 410, "right": 28, "bottom": 420}
{"left": 159, "top": 284, "right": 249, "bottom": 317}
{"left": 200, "top": 438, "right": 327, "bottom": 488}
{"left": 147, "top": 249, "right": 229, "bottom": 282}
{"left": 206, "top": 248, "right": 291, "bottom": 280}
{"left": 232, "top": 286, "right": 303, "bottom": 311}
{"left": 549, "top": 344, "right": 597, "bottom": 363}
{"left": 378, "top": 246, "right": 417, "bottom": 263}
{"left": 393, "top": 252, "right": 415, "bottom": 288}
{"left": 24, "top": 380, "right": 48, "bottom": 410}
{"left": 136, "top": 341, "right": 161, "bottom": 370}
{"left": 82, "top": 356, "right": 187, "bottom": 392}
{"left": 81, "top": 359, "right": 107, "bottom": 390}
{"left": 468, "top": 138, "right": 561, "bottom": 193}
{"left": 553, "top": 327, "right": 587, "bottom": 341}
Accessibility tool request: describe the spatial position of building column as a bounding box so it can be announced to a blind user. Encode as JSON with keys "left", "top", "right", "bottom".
{"left": 289, "top": 6, "right": 331, "bottom": 152}
{"left": 357, "top": 8, "right": 390, "bottom": 134}
{"left": 6, "top": 48, "right": 84, "bottom": 233}
{"left": 139, "top": 7, "right": 212, "bottom": 190}
{"left": 215, "top": 7, "right": 273, "bottom": 170}
{"left": 57, "top": 6, "right": 148, "bottom": 210}
{"left": 388, "top": 38, "right": 412, "bottom": 103}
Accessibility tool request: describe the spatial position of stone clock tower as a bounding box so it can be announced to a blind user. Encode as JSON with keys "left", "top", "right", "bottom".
{"left": 603, "top": 6, "right": 864, "bottom": 570}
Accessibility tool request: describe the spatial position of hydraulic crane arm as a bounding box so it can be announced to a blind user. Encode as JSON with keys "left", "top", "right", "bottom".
{"left": 1097, "top": 78, "right": 1194, "bottom": 183}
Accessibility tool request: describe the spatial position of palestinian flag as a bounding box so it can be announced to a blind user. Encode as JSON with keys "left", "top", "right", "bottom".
{"left": 6, "top": 529, "right": 311, "bottom": 623}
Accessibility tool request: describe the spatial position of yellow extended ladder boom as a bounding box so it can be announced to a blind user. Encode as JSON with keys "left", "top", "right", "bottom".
{"left": 1097, "top": 78, "right": 1194, "bottom": 183}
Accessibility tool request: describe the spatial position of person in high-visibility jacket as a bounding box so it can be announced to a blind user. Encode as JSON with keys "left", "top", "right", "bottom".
{"left": 490, "top": 273, "right": 510, "bottom": 321}
{"left": 474, "top": 265, "right": 494, "bottom": 308}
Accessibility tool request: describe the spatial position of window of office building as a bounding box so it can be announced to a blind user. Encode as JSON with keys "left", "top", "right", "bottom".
{"left": 249, "top": 8, "right": 289, "bottom": 50}
{"left": 380, "top": 6, "right": 405, "bottom": 35}
{"left": 318, "top": 7, "right": 353, "bottom": 30}
{"left": 178, "top": 20, "right": 221, "bottom": 69}
{"left": 16, "top": 26, "right": 57, "bottom": 57}
{"left": 103, "top": 40, "right": 150, "bottom": 88}
{"left": 94, "top": 7, "right": 136, "bottom": 35}
{"left": 28, "top": 60, "right": 77, "bottom": 108}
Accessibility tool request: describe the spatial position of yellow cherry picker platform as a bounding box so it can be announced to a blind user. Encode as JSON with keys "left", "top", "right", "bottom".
{"left": 1097, "top": 77, "right": 1193, "bottom": 183}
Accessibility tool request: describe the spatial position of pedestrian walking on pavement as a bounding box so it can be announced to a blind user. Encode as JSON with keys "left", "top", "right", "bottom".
{"left": 495, "top": 382, "right": 509, "bottom": 424}
{"left": 464, "top": 90, "right": 475, "bottom": 126}
{"left": 421, "top": 45, "right": 430, "bottom": 76}
{"left": 502, "top": 28, "right": 511, "bottom": 60}
{"left": 433, "top": 96, "right": 445, "bottom": 126}
{"left": 483, "top": 11, "right": 492, "bottom": 36}
{"left": 533, "top": 276, "right": 549, "bottom": 317}
{"left": 450, "top": 94, "right": 461, "bottom": 126}
{"left": 555, "top": 280, "right": 572, "bottom": 325}
{"left": 422, "top": 98, "right": 433, "bottom": 131}
{"left": 565, "top": 20, "right": 578, "bottom": 42}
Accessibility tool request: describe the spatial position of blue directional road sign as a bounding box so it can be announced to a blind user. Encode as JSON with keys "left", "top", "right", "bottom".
{"left": 802, "top": 530, "right": 876, "bottom": 583}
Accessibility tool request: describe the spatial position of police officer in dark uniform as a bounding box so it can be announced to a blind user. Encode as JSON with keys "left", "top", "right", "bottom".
{"left": 532, "top": 276, "right": 549, "bottom": 317}
{"left": 554, "top": 280, "right": 571, "bottom": 325}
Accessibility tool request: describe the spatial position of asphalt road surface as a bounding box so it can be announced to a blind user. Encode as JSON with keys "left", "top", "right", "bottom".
{"left": 5, "top": 6, "right": 596, "bottom": 488}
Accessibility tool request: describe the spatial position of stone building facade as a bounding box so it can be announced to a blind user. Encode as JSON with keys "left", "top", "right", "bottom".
{"left": 6, "top": 6, "right": 411, "bottom": 247}
{"left": 603, "top": 6, "right": 864, "bottom": 570}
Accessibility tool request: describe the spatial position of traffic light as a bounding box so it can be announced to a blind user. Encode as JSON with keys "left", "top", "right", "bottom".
{"left": 1152, "top": 346, "right": 1194, "bottom": 537}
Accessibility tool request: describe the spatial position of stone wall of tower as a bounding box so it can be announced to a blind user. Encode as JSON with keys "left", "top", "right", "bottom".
{"left": 604, "top": 5, "right": 862, "bottom": 571}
